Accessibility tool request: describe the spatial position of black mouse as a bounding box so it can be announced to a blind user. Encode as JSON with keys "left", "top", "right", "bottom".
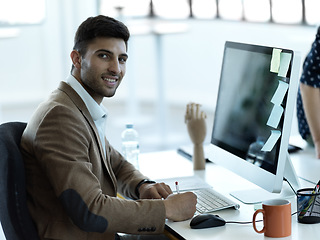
{"left": 190, "top": 214, "right": 226, "bottom": 229}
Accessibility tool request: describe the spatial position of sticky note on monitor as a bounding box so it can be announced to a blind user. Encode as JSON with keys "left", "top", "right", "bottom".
{"left": 267, "top": 105, "right": 284, "bottom": 129}
{"left": 270, "top": 48, "right": 282, "bottom": 73}
{"left": 271, "top": 80, "right": 289, "bottom": 106}
{"left": 278, "top": 52, "right": 292, "bottom": 77}
{"left": 261, "top": 130, "right": 281, "bottom": 152}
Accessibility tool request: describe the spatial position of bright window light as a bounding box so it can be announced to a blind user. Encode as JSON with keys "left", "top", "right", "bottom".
{"left": 305, "top": 0, "right": 320, "bottom": 25}
{"left": 271, "top": 0, "right": 302, "bottom": 24}
{"left": 98, "top": 0, "right": 315, "bottom": 26}
{"left": 218, "top": 0, "right": 243, "bottom": 21}
{"left": 153, "top": 0, "right": 190, "bottom": 19}
{"left": 100, "top": 0, "right": 150, "bottom": 18}
{"left": 0, "top": 0, "right": 45, "bottom": 25}
{"left": 243, "top": 0, "right": 270, "bottom": 22}
{"left": 192, "top": 0, "right": 217, "bottom": 19}
{"left": 100, "top": 0, "right": 122, "bottom": 18}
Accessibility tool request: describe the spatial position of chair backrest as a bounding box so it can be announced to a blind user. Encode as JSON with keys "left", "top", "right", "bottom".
{"left": 0, "top": 122, "right": 40, "bottom": 240}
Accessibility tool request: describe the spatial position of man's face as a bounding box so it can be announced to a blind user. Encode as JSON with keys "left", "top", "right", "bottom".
{"left": 76, "top": 37, "right": 128, "bottom": 104}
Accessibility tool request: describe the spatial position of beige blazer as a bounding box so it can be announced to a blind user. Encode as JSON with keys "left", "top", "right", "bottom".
{"left": 21, "top": 82, "right": 165, "bottom": 240}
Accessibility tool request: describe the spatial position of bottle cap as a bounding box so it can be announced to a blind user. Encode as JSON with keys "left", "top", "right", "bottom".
{"left": 126, "top": 123, "right": 133, "bottom": 128}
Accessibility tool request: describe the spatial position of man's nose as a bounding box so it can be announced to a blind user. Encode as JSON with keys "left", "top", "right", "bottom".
{"left": 108, "top": 59, "right": 121, "bottom": 74}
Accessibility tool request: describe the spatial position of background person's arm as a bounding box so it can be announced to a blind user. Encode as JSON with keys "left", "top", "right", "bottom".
{"left": 300, "top": 82, "right": 320, "bottom": 158}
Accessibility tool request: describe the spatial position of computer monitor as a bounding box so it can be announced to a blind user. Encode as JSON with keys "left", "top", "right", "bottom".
{"left": 206, "top": 41, "right": 301, "bottom": 204}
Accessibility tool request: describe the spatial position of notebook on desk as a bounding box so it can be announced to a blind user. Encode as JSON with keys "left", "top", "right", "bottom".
{"left": 155, "top": 175, "right": 240, "bottom": 213}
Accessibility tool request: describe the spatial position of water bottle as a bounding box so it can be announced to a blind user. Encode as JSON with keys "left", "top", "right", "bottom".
{"left": 121, "top": 123, "right": 140, "bottom": 169}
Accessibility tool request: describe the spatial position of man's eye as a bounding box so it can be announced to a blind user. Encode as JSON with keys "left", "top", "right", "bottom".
{"left": 119, "top": 57, "right": 127, "bottom": 63}
{"left": 99, "top": 54, "right": 109, "bottom": 59}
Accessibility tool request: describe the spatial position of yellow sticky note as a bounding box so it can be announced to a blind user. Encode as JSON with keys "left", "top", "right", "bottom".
{"left": 270, "top": 48, "right": 282, "bottom": 73}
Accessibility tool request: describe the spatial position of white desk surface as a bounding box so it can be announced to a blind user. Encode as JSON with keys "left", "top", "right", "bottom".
{"left": 290, "top": 145, "right": 320, "bottom": 185}
{"left": 138, "top": 149, "right": 320, "bottom": 240}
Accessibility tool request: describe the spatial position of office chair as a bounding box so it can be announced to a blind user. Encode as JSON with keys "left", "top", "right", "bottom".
{"left": 0, "top": 122, "right": 40, "bottom": 240}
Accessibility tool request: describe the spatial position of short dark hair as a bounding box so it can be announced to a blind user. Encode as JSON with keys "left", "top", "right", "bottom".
{"left": 71, "top": 15, "right": 130, "bottom": 72}
{"left": 73, "top": 15, "right": 130, "bottom": 55}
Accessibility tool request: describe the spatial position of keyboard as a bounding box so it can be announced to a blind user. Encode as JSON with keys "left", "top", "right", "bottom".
{"left": 193, "top": 188, "right": 240, "bottom": 213}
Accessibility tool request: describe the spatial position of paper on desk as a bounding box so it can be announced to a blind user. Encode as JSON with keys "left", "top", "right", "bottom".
{"left": 155, "top": 175, "right": 212, "bottom": 192}
{"left": 270, "top": 48, "right": 282, "bottom": 73}
{"left": 278, "top": 52, "right": 292, "bottom": 77}
{"left": 271, "top": 80, "right": 289, "bottom": 106}
{"left": 267, "top": 105, "right": 284, "bottom": 129}
{"left": 261, "top": 130, "right": 281, "bottom": 152}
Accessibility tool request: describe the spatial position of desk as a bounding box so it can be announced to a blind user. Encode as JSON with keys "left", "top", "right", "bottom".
{"left": 290, "top": 145, "right": 320, "bottom": 184}
{"left": 138, "top": 150, "right": 320, "bottom": 240}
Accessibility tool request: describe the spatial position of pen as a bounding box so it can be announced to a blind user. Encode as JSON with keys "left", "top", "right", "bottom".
{"left": 314, "top": 180, "right": 320, "bottom": 193}
{"left": 312, "top": 180, "right": 320, "bottom": 194}
{"left": 175, "top": 181, "right": 180, "bottom": 194}
{"left": 309, "top": 180, "right": 320, "bottom": 216}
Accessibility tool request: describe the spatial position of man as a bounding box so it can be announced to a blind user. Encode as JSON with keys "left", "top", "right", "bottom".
{"left": 21, "top": 15, "right": 197, "bottom": 240}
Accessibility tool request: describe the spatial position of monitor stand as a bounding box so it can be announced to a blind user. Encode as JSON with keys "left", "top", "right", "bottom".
{"left": 230, "top": 152, "right": 300, "bottom": 204}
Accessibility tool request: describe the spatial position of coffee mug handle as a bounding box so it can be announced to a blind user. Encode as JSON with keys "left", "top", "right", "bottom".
{"left": 253, "top": 209, "right": 265, "bottom": 234}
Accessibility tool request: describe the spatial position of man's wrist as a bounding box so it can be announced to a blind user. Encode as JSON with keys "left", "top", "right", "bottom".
{"left": 135, "top": 179, "right": 156, "bottom": 198}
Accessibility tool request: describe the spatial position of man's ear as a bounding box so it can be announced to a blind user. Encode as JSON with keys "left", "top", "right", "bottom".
{"left": 70, "top": 50, "right": 82, "bottom": 69}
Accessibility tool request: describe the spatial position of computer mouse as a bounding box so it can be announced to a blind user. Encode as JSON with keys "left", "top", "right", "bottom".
{"left": 190, "top": 214, "right": 226, "bottom": 229}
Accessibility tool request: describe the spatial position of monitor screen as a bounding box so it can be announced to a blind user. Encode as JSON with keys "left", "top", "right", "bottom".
{"left": 208, "top": 41, "right": 300, "bottom": 203}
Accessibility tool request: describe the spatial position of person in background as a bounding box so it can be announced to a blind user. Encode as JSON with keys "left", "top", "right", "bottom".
{"left": 297, "top": 26, "right": 320, "bottom": 159}
{"left": 20, "top": 15, "right": 197, "bottom": 240}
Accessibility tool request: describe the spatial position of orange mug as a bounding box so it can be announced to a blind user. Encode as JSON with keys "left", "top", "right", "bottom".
{"left": 253, "top": 199, "right": 291, "bottom": 238}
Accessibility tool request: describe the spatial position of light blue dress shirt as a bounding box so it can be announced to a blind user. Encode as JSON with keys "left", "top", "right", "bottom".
{"left": 66, "top": 75, "right": 108, "bottom": 154}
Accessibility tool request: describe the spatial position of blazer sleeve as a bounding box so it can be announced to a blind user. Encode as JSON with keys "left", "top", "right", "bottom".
{"left": 106, "top": 141, "right": 151, "bottom": 200}
{"left": 29, "top": 104, "right": 166, "bottom": 235}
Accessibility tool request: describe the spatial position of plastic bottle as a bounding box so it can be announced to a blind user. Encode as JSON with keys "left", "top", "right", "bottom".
{"left": 121, "top": 123, "right": 140, "bottom": 169}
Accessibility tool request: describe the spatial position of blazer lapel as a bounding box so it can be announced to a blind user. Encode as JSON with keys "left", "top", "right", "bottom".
{"left": 58, "top": 82, "right": 117, "bottom": 191}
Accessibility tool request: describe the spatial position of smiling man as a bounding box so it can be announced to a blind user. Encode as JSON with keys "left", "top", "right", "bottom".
{"left": 20, "top": 15, "right": 196, "bottom": 240}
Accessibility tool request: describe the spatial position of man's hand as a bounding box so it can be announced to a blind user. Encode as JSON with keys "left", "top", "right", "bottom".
{"left": 139, "top": 182, "right": 173, "bottom": 199}
{"left": 164, "top": 192, "right": 197, "bottom": 221}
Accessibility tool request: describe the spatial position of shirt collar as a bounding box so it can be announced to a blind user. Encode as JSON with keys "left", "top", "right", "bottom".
{"left": 65, "top": 75, "right": 107, "bottom": 121}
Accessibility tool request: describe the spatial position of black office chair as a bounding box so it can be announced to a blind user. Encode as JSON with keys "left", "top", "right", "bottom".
{"left": 0, "top": 122, "right": 40, "bottom": 240}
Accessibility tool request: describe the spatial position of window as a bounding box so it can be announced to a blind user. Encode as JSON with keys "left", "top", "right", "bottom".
{"left": 243, "top": 0, "right": 270, "bottom": 23}
{"left": 100, "top": 0, "right": 150, "bottom": 18}
{"left": 192, "top": 0, "right": 217, "bottom": 19}
{"left": 271, "top": 0, "right": 302, "bottom": 24}
{"left": 0, "top": 0, "right": 45, "bottom": 26}
{"left": 218, "top": 0, "right": 243, "bottom": 21}
{"left": 305, "top": 0, "right": 320, "bottom": 25}
{"left": 99, "top": 0, "right": 319, "bottom": 26}
{"left": 152, "top": 0, "right": 190, "bottom": 19}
